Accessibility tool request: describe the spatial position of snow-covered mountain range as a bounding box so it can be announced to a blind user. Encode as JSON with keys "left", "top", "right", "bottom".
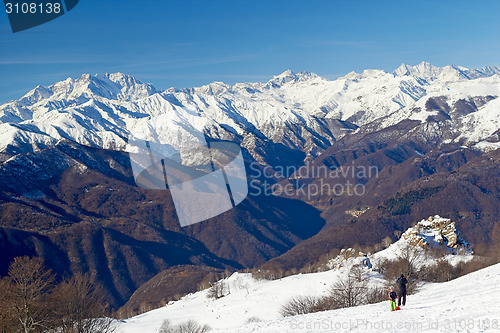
{"left": 1, "top": 62, "right": 499, "bottom": 165}
{"left": 1, "top": 64, "right": 499, "bottom": 324}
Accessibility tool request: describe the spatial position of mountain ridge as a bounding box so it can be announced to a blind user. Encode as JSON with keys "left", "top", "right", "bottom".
{"left": 1, "top": 62, "right": 499, "bottom": 168}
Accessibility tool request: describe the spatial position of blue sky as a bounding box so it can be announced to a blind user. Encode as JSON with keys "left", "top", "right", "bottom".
{"left": 1, "top": 0, "right": 499, "bottom": 104}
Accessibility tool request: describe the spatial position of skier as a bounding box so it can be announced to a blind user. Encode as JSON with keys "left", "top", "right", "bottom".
{"left": 396, "top": 274, "right": 408, "bottom": 306}
{"left": 388, "top": 287, "right": 398, "bottom": 311}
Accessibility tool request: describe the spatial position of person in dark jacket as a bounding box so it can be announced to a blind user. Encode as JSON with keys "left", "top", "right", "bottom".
{"left": 388, "top": 287, "right": 398, "bottom": 311}
{"left": 396, "top": 274, "right": 408, "bottom": 306}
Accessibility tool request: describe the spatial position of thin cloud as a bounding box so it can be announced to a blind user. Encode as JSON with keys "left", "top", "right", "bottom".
{"left": 0, "top": 57, "right": 105, "bottom": 65}
{"left": 0, "top": 87, "right": 34, "bottom": 100}
{"left": 212, "top": 74, "right": 271, "bottom": 80}
{"left": 298, "top": 40, "right": 377, "bottom": 48}
{"left": 322, "top": 73, "right": 347, "bottom": 80}
{"left": 0, "top": 39, "right": 19, "bottom": 43}
{"left": 116, "top": 54, "right": 259, "bottom": 71}
{"left": 136, "top": 73, "right": 271, "bottom": 82}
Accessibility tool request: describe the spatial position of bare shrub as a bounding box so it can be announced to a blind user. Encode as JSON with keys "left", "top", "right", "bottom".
{"left": 198, "top": 272, "right": 219, "bottom": 291}
{"left": 280, "top": 266, "right": 383, "bottom": 317}
{"left": 373, "top": 242, "right": 383, "bottom": 253}
{"left": 172, "top": 293, "right": 183, "bottom": 301}
{"left": 52, "top": 273, "right": 116, "bottom": 333}
{"left": 328, "top": 266, "right": 368, "bottom": 308}
{"left": 285, "top": 268, "right": 299, "bottom": 276}
{"left": 250, "top": 268, "right": 282, "bottom": 281}
{"left": 245, "top": 317, "right": 261, "bottom": 324}
{"left": 396, "top": 242, "right": 425, "bottom": 278}
{"left": 422, "top": 256, "right": 496, "bottom": 283}
{"left": 249, "top": 269, "right": 267, "bottom": 281}
{"left": 231, "top": 275, "right": 250, "bottom": 295}
{"left": 279, "top": 295, "right": 328, "bottom": 317}
{"left": 350, "top": 265, "right": 367, "bottom": 282}
{"left": 309, "top": 249, "right": 342, "bottom": 273}
{"left": 206, "top": 280, "right": 229, "bottom": 300}
{"left": 381, "top": 236, "right": 393, "bottom": 249}
{"left": 461, "top": 256, "right": 496, "bottom": 274}
{"left": 382, "top": 258, "right": 419, "bottom": 295}
{"left": 159, "top": 319, "right": 174, "bottom": 333}
{"left": 422, "top": 260, "right": 459, "bottom": 282}
{"left": 373, "top": 257, "right": 388, "bottom": 274}
{"left": 314, "top": 263, "right": 331, "bottom": 273}
{"left": 365, "top": 286, "right": 387, "bottom": 304}
{"left": 159, "top": 319, "right": 211, "bottom": 333}
{"left": 382, "top": 243, "right": 427, "bottom": 294}
{"left": 252, "top": 262, "right": 284, "bottom": 280}
{"left": 427, "top": 245, "right": 448, "bottom": 259}
{"left": 300, "top": 263, "right": 315, "bottom": 274}
{"left": 177, "top": 320, "right": 211, "bottom": 333}
{"left": 383, "top": 258, "right": 410, "bottom": 282}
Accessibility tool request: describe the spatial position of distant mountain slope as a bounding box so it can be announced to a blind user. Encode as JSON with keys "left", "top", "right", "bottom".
{"left": 0, "top": 140, "right": 324, "bottom": 308}
{"left": 268, "top": 147, "right": 499, "bottom": 270}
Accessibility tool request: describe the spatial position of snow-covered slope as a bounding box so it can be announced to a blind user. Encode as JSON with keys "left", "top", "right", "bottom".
{"left": 212, "top": 263, "right": 500, "bottom": 333}
{"left": 1, "top": 62, "right": 499, "bottom": 163}
{"left": 119, "top": 263, "right": 384, "bottom": 332}
{"left": 118, "top": 216, "right": 475, "bottom": 333}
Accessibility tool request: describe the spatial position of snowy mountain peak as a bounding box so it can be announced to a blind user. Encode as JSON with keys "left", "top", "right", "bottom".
{"left": 394, "top": 61, "right": 442, "bottom": 80}
{"left": 81, "top": 72, "right": 158, "bottom": 101}
{"left": 393, "top": 61, "right": 500, "bottom": 82}
{"left": 475, "top": 65, "right": 500, "bottom": 77}
{"left": 267, "top": 70, "right": 318, "bottom": 86}
{"left": 20, "top": 72, "right": 158, "bottom": 106}
{"left": 275, "top": 69, "right": 294, "bottom": 77}
{"left": 103, "top": 72, "right": 158, "bottom": 97}
{"left": 20, "top": 85, "right": 52, "bottom": 105}
{"left": 393, "top": 61, "right": 473, "bottom": 81}
{"left": 195, "top": 81, "right": 231, "bottom": 96}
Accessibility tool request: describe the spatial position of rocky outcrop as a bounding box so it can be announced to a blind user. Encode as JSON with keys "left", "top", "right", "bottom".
{"left": 401, "top": 215, "right": 471, "bottom": 253}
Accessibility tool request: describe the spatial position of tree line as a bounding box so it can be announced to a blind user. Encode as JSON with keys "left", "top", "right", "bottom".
{"left": 0, "top": 256, "right": 116, "bottom": 333}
